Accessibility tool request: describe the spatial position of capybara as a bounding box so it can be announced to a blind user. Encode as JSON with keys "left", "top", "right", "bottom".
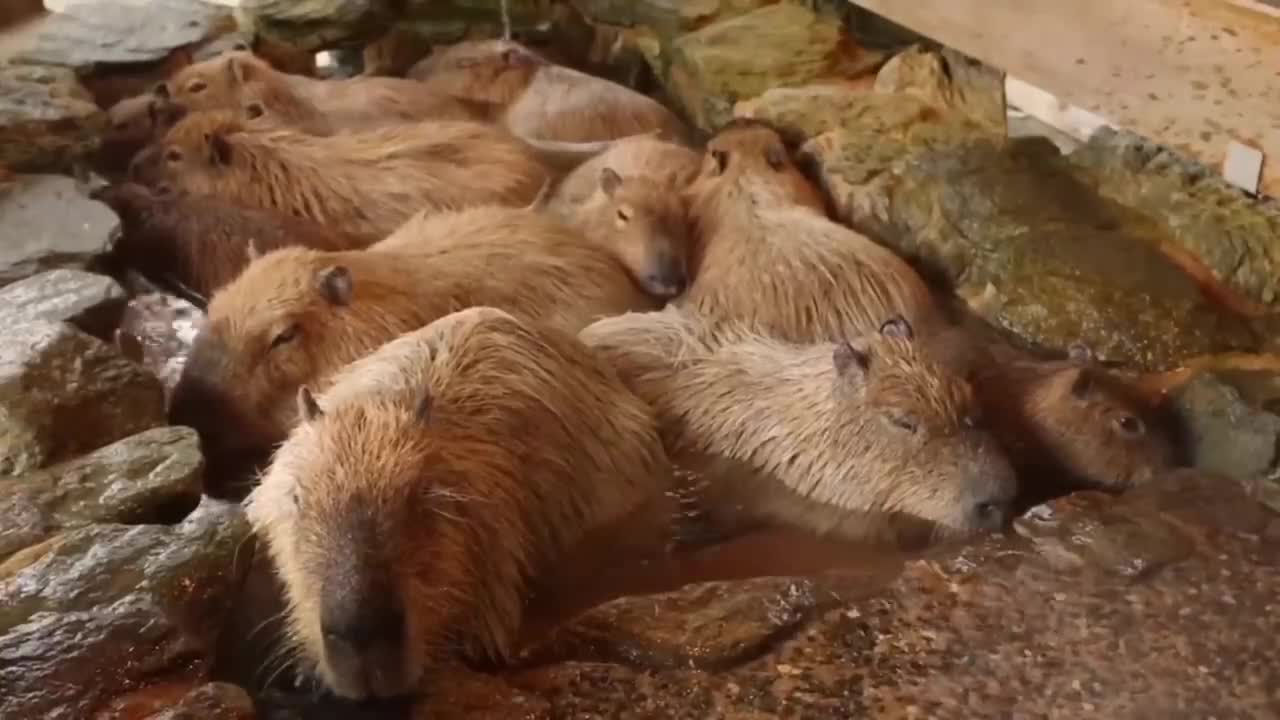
{"left": 192, "top": 32, "right": 317, "bottom": 77}
{"left": 930, "top": 332, "right": 1176, "bottom": 509}
{"left": 579, "top": 309, "right": 1018, "bottom": 546}
{"left": 159, "top": 50, "right": 489, "bottom": 132}
{"left": 128, "top": 110, "right": 556, "bottom": 239}
{"left": 246, "top": 306, "right": 671, "bottom": 699}
{"left": 410, "top": 38, "right": 689, "bottom": 143}
{"left": 680, "top": 118, "right": 947, "bottom": 343}
{"left": 91, "top": 181, "right": 370, "bottom": 302}
{"left": 547, "top": 135, "right": 702, "bottom": 299}
{"left": 169, "top": 205, "right": 656, "bottom": 475}
{"left": 94, "top": 94, "right": 189, "bottom": 178}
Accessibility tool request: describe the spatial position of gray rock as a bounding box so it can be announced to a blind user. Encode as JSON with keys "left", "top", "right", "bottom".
{"left": 0, "top": 65, "right": 104, "bottom": 173}
{"left": 242, "top": 0, "right": 391, "bottom": 52}
{"left": 118, "top": 292, "right": 204, "bottom": 405}
{"left": 0, "top": 320, "right": 166, "bottom": 476}
{"left": 7, "top": 0, "right": 234, "bottom": 70}
{"left": 0, "top": 498, "right": 252, "bottom": 720}
{"left": 1168, "top": 372, "right": 1280, "bottom": 482}
{"left": 0, "top": 426, "right": 204, "bottom": 561}
{"left": 0, "top": 174, "right": 120, "bottom": 287}
{"left": 0, "top": 269, "right": 127, "bottom": 339}
{"left": 144, "top": 682, "right": 257, "bottom": 720}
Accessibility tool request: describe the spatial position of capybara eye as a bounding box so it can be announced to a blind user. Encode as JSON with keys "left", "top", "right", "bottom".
{"left": 270, "top": 324, "right": 300, "bottom": 350}
{"left": 889, "top": 413, "right": 919, "bottom": 434}
{"left": 154, "top": 183, "right": 175, "bottom": 198}
{"left": 962, "top": 413, "right": 981, "bottom": 429}
{"left": 245, "top": 102, "right": 265, "bottom": 120}
{"left": 1114, "top": 415, "right": 1144, "bottom": 436}
{"left": 233, "top": 42, "right": 250, "bottom": 51}
{"left": 616, "top": 208, "right": 630, "bottom": 222}
{"left": 164, "top": 148, "right": 183, "bottom": 163}
{"left": 187, "top": 79, "right": 208, "bottom": 94}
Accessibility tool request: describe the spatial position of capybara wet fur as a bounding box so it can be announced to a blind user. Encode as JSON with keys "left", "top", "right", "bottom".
{"left": 547, "top": 135, "right": 702, "bottom": 299}
{"left": 246, "top": 306, "right": 671, "bottom": 700}
{"left": 169, "top": 205, "right": 655, "bottom": 478}
{"left": 580, "top": 310, "right": 1018, "bottom": 547}
{"left": 411, "top": 38, "right": 688, "bottom": 143}
{"left": 681, "top": 119, "right": 948, "bottom": 343}
{"left": 91, "top": 181, "right": 370, "bottom": 303}
{"left": 128, "top": 109, "right": 551, "bottom": 239}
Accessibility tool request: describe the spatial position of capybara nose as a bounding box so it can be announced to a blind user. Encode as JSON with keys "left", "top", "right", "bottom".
{"left": 971, "top": 499, "right": 1010, "bottom": 532}
{"left": 643, "top": 272, "right": 688, "bottom": 299}
{"left": 321, "top": 599, "right": 406, "bottom": 653}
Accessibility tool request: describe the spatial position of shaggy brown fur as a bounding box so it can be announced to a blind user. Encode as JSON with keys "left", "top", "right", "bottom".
{"left": 680, "top": 119, "right": 947, "bottom": 343}
{"left": 411, "top": 38, "right": 689, "bottom": 143}
{"left": 128, "top": 110, "right": 552, "bottom": 239}
{"left": 169, "top": 205, "right": 656, "bottom": 468}
{"left": 94, "top": 94, "right": 189, "bottom": 178}
{"left": 929, "top": 329, "right": 1177, "bottom": 508}
{"left": 579, "top": 309, "right": 1018, "bottom": 547}
{"left": 246, "top": 306, "right": 671, "bottom": 700}
{"left": 160, "top": 50, "right": 486, "bottom": 132}
{"left": 546, "top": 135, "right": 702, "bottom": 300}
{"left": 193, "top": 32, "right": 317, "bottom": 77}
{"left": 91, "top": 181, "right": 371, "bottom": 303}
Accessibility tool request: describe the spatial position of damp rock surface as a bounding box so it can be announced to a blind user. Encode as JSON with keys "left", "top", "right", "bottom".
{"left": 117, "top": 292, "right": 204, "bottom": 404}
{"left": 0, "top": 64, "right": 104, "bottom": 174}
{"left": 0, "top": 174, "right": 120, "bottom": 287}
{"left": 0, "top": 268, "right": 128, "bottom": 339}
{"left": 1169, "top": 372, "right": 1280, "bottom": 482}
{"left": 0, "top": 426, "right": 204, "bottom": 561}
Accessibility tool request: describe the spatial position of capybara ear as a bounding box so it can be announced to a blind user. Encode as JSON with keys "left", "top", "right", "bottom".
{"left": 205, "top": 132, "right": 233, "bottom": 166}
{"left": 765, "top": 143, "right": 787, "bottom": 171}
{"left": 317, "top": 265, "right": 353, "bottom": 306}
{"left": 599, "top": 167, "right": 623, "bottom": 198}
{"left": 416, "top": 391, "right": 433, "bottom": 423}
{"left": 878, "top": 315, "right": 914, "bottom": 341}
{"left": 710, "top": 149, "right": 728, "bottom": 175}
{"left": 227, "top": 54, "right": 255, "bottom": 85}
{"left": 1066, "top": 367, "right": 1094, "bottom": 399}
{"left": 832, "top": 340, "right": 871, "bottom": 378}
{"left": 1067, "top": 342, "right": 1095, "bottom": 364}
{"left": 153, "top": 82, "right": 171, "bottom": 99}
{"left": 244, "top": 101, "right": 266, "bottom": 120}
{"left": 246, "top": 238, "right": 262, "bottom": 262}
{"left": 297, "top": 385, "right": 324, "bottom": 422}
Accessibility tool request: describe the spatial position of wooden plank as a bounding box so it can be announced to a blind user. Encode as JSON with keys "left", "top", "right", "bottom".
{"left": 848, "top": 0, "right": 1280, "bottom": 198}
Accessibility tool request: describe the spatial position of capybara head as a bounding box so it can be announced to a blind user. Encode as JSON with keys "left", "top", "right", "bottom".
{"left": 128, "top": 109, "right": 243, "bottom": 194}
{"left": 685, "top": 118, "right": 828, "bottom": 216}
{"left": 96, "top": 94, "right": 189, "bottom": 176}
{"left": 236, "top": 79, "right": 333, "bottom": 135}
{"left": 157, "top": 50, "right": 273, "bottom": 113}
{"left": 1012, "top": 346, "right": 1176, "bottom": 494}
{"left": 578, "top": 166, "right": 690, "bottom": 299}
{"left": 410, "top": 39, "right": 544, "bottom": 105}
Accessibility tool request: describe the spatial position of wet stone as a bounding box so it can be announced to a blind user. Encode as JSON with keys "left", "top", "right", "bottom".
{"left": 1168, "top": 372, "right": 1280, "bottom": 482}
{"left": 0, "top": 174, "right": 121, "bottom": 287}
{"left": 0, "top": 268, "right": 127, "bottom": 340}
{"left": 527, "top": 577, "right": 817, "bottom": 671}
{"left": 117, "top": 292, "right": 204, "bottom": 405}
{"left": 872, "top": 45, "right": 1006, "bottom": 134}
{"left": 0, "top": 498, "right": 253, "bottom": 720}
{"left": 143, "top": 682, "right": 257, "bottom": 720}
{"left": 0, "top": 426, "right": 204, "bottom": 561}
{"left": 0, "top": 319, "right": 166, "bottom": 476}
{"left": 242, "top": 0, "right": 393, "bottom": 52}
{"left": 0, "top": 65, "right": 104, "bottom": 173}
{"left": 569, "top": 0, "right": 775, "bottom": 34}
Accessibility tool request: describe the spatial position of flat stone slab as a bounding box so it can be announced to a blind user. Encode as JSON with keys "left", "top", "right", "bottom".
{"left": 0, "top": 174, "right": 120, "bottom": 287}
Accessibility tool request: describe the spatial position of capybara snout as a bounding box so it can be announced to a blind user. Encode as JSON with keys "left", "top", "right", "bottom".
{"left": 317, "top": 544, "right": 412, "bottom": 700}
{"left": 640, "top": 247, "right": 688, "bottom": 299}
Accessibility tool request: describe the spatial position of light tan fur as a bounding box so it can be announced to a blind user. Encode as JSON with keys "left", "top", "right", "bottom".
{"left": 545, "top": 135, "right": 702, "bottom": 299}
{"left": 411, "top": 39, "right": 689, "bottom": 143}
{"left": 168, "top": 205, "right": 656, "bottom": 463}
{"left": 579, "top": 309, "right": 1018, "bottom": 546}
{"left": 129, "top": 110, "right": 551, "bottom": 239}
{"left": 681, "top": 119, "right": 947, "bottom": 344}
{"left": 162, "top": 50, "right": 484, "bottom": 132}
{"left": 246, "top": 307, "right": 671, "bottom": 699}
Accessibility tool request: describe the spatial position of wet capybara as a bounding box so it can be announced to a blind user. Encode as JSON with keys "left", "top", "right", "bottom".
{"left": 410, "top": 38, "right": 689, "bottom": 143}
{"left": 128, "top": 109, "right": 554, "bottom": 239}
{"left": 159, "top": 50, "right": 486, "bottom": 132}
{"left": 169, "top": 206, "right": 656, "bottom": 476}
{"left": 580, "top": 309, "right": 1018, "bottom": 546}
{"left": 91, "top": 181, "right": 370, "bottom": 303}
{"left": 547, "top": 135, "right": 702, "bottom": 299}
{"left": 931, "top": 331, "right": 1177, "bottom": 509}
{"left": 680, "top": 119, "right": 948, "bottom": 344}
{"left": 94, "top": 94, "right": 188, "bottom": 178}
{"left": 246, "top": 306, "right": 671, "bottom": 699}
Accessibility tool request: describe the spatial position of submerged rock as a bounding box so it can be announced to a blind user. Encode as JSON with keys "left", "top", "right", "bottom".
{"left": 0, "top": 174, "right": 120, "bottom": 287}
{"left": 0, "top": 268, "right": 127, "bottom": 340}
{"left": 0, "top": 66, "right": 103, "bottom": 174}
{"left": 0, "top": 426, "right": 204, "bottom": 561}
{"left": 1169, "top": 372, "right": 1280, "bottom": 483}
{"left": 0, "top": 320, "right": 166, "bottom": 476}
{"left": 0, "top": 498, "right": 253, "bottom": 720}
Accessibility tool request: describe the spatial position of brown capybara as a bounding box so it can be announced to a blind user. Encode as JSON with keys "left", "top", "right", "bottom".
{"left": 246, "top": 306, "right": 671, "bottom": 700}
{"left": 91, "top": 181, "right": 370, "bottom": 303}
{"left": 128, "top": 110, "right": 556, "bottom": 239}
{"left": 169, "top": 205, "right": 656, "bottom": 477}
{"left": 547, "top": 135, "right": 702, "bottom": 299}
{"left": 192, "top": 32, "right": 316, "bottom": 77}
{"left": 679, "top": 118, "right": 947, "bottom": 344}
{"left": 930, "top": 331, "right": 1177, "bottom": 509}
{"left": 159, "top": 50, "right": 488, "bottom": 132}
{"left": 579, "top": 309, "right": 1018, "bottom": 547}
{"left": 410, "top": 38, "right": 689, "bottom": 143}
{"left": 94, "top": 94, "right": 189, "bottom": 178}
